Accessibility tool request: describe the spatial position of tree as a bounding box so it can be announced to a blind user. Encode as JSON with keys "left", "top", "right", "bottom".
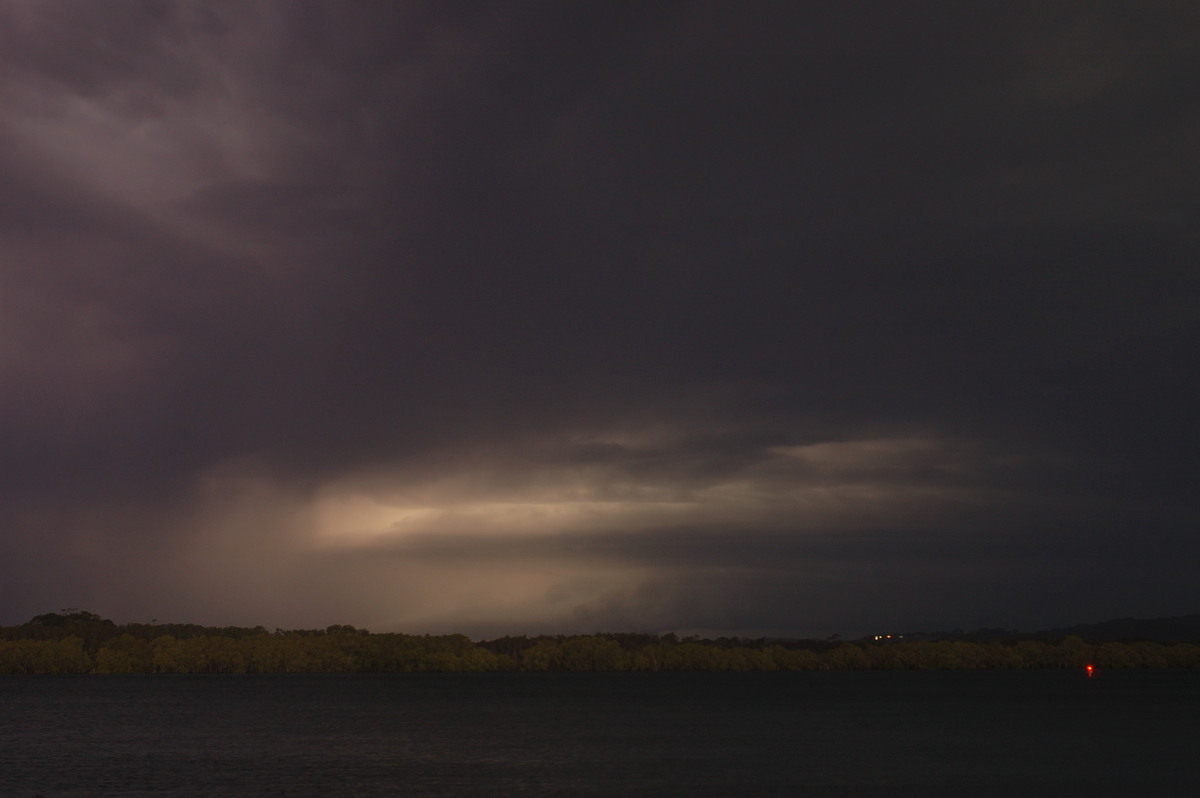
{"left": 823, "top": 643, "right": 869, "bottom": 670}
{"left": 95, "top": 634, "right": 153, "bottom": 673}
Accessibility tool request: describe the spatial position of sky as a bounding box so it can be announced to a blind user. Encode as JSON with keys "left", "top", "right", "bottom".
{"left": 2, "top": 1, "right": 1198, "bottom": 639}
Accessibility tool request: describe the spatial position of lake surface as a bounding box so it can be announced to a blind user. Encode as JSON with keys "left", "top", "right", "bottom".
{"left": 1, "top": 670, "right": 1196, "bottom": 796}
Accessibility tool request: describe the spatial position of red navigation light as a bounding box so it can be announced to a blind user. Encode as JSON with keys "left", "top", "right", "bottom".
{"left": 1085, "top": 664, "right": 1095, "bottom": 677}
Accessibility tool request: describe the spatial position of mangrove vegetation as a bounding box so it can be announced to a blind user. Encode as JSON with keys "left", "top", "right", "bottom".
{"left": 3, "top": 611, "right": 1200, "bottom": 675}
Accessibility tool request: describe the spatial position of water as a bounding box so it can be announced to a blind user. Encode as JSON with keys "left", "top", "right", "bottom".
{"left": 1, "top": 670, "right": 1196, "bottom": 796}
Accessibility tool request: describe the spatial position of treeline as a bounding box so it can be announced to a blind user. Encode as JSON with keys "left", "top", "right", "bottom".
{"left": 3, "top": 612, "right": 1200, "bottom": 675}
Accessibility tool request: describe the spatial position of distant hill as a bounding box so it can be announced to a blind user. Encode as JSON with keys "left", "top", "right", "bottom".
{"left": 901, "top": 614, "right": 1200, "bottom": 644}
{"left": 1032, "top": 614, "right": 1200, "bottom": 644}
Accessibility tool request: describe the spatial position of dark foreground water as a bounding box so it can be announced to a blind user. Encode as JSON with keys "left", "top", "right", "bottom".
{"left": 1, "top": 670, "right": 1197, "bottom": 796}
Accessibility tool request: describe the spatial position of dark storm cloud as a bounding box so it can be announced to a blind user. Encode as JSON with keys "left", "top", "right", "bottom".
{"left": 2, "top": 1, "right": 1198, "bottom": 634}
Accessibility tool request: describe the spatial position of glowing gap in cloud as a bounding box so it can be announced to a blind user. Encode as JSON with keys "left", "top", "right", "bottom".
{"left": 312, "top": 494, "right": 703, "bottom": 546}
{"left": 309, "top": 435, "right": 1002, "bottom": 550}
